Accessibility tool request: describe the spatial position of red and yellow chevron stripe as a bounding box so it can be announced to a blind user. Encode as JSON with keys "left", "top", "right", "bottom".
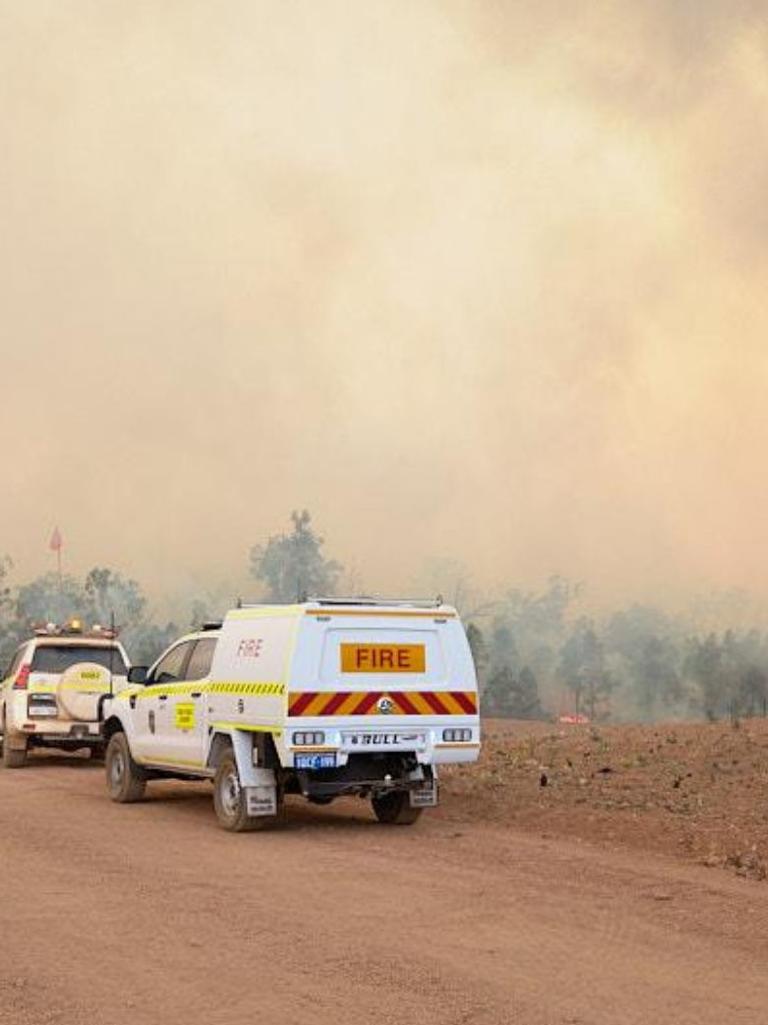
{"left": 288, "top": 690, "right": 477, "bottom": 717}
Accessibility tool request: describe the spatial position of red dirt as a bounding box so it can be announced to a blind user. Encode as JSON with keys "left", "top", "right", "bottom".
{"left": 1, "top": 750, "right": 767, "bottom": 1024}
{"left": 442, "top": 718, "right": 768, "bottom": 879}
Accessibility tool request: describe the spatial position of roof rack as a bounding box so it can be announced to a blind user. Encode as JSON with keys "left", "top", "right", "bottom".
{"left": 305, "top": 595, "right": 445, "bottom": 608}
{"left": 234, "top": 595, "right": 446, "bottom": 609}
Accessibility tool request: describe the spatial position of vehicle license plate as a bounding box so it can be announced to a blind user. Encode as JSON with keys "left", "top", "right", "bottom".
{"left": 295, "top": 753, "right": 337, "bottom": 770}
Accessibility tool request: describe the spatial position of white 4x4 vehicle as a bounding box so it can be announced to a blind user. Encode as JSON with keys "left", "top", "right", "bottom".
{"left": 0, "top": 622, "right": 130, "bottom": 767}
{"left": 102, "top": 598, "right": 480, "bottom": 831}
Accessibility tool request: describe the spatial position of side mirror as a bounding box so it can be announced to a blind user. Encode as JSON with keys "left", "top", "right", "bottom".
{"left": 128, "top": 666, "right": 149, "bottom": 684}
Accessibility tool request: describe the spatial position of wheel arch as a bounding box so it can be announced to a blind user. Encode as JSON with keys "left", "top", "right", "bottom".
{"left": 103, "top": 715, "right": 126, "bottom": 742}
{"left": 207, "top": 730, "right": 233, "bottom": 771}
{"left": 206, "top": 728, "right": 280, "bottom": 787}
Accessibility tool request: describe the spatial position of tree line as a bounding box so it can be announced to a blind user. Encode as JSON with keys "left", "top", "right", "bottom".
{"left": 2, "top": 515, "right": 767, "bottom": 723}
{"left": 467, "top": 578, "right": 768, "bottom": 722}
{"left": 0, "top": 510, "right": 341, "bottom": 670}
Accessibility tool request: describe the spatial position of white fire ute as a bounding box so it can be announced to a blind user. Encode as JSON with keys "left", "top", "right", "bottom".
{"left": 101, "top": 598, "right": 480, "bottom": 831}
{"left": 0, "top": 620, "right": 130, "bottom": 767}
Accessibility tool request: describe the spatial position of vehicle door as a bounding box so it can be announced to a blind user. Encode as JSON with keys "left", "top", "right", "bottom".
{"left": 132, "top": 641, "right": 195, "bottom": 762}
{"left": 165, "top": 637, "right": 216, "bottom": 768}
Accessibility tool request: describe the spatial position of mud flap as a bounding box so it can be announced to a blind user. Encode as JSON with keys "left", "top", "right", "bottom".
{"left": 244, "top": 767, "right": 278, "bottom": 816}
{"left": 245, "top": 783, "right": 278, "bottom": 817}
{"left": 409, "top": 778, "right": 438, "bottom": 808}
{"left": 221, "top": 730, "right": 279, "bottom": 814}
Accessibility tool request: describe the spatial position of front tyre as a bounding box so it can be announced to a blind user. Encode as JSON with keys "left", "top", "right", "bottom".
{"left": 213, "top": 754, "right": 282, "bottom": 832}
{"left": 371, "top": 790, "right": 423, "bottom": 825}
{"left": 105, "top": 732, "right": 146, "bottom": 802}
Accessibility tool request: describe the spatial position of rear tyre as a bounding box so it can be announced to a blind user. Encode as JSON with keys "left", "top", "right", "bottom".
{"left": 106, "top": 732, "right": 146, "bottom": 802}
{"left": 2, "top": 738, "right": 28, "bottom": 769}
{"left": 213, "top": 754, "right": 282, "bottom": 832}
{"left": 1, "top": 716, "right": 28, "bottom": 769}
{"left": 371, "top": 790, "right": 423, "bottom": 825}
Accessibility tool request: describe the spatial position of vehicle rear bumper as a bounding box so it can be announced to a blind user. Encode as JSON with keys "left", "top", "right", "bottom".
{"left": 13, "top": 720, "right": 102, "bottom": 740}
{"left": 293, "top": 754, "right": 438, "bottom": 800}
{"left": 7, "top": 692, "right": 102, "bottom": 738}
{"left": 283, "top": 715, "right": 481, "bottom": 767}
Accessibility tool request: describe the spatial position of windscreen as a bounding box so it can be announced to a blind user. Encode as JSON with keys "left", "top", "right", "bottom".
{"left": 31, "top": 645, "right": 127, "bottom": 675}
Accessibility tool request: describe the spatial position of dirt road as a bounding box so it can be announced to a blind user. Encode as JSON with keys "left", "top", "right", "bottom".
{"left": 1, "top": 758, "right": 767, "bottom": 1025}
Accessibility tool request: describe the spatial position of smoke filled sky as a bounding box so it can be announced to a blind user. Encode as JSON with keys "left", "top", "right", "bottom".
{"left": 3, "top": 1, "right": 768, "bottom": 608}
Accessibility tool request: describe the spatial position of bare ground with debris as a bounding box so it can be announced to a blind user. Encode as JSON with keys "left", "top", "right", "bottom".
{"left": 442, "top": 718, "right": 768, "bottom": 880}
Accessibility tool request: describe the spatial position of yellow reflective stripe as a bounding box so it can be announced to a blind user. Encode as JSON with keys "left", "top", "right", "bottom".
{"left": 114, "top": 687, "right": 142, "bottom": 701}
{"left": 29, "top": 682, "right": 124, "bottom": 695}
{"left": 136, "top": 682, "right": 199, "bottom": 699}
{"left": 136, "top": 681, "right": 286, "bottom": 700}
{"left": 210, "top": 721, "right": 283, "bottom": 737}
{"left": 208, "top": 682, "right": 285, "bottom": 696}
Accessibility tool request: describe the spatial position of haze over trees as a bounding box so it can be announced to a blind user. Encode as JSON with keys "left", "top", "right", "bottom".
{"left": 2, "top": 516, "right": 768, "bottom": 723}
{"left": 0, "top": 564, "right": 178, "bottom": 667}
{"left": 466, "top": 579, "right": 768, "bottom": 723}
{"left": 0, "top": 511, "right": 346, "bottom": 669}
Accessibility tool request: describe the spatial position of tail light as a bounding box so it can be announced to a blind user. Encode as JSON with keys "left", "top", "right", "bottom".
{"left": 13, "top": 664, "right": 31, "bottom": 690}
{"left": 293, "top": 731, "right": 326, "bottom": 746}
{"left": 442, "top": 728, "right": 472, "bottom": 743}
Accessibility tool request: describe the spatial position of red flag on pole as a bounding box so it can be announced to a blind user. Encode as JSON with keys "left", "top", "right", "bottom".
{"left": 49, "top": 526, "right": 63, "bottom": 552}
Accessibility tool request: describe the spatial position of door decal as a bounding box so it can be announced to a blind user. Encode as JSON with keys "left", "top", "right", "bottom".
{"left": 174, "top": 702, "right": 196, "bottom": 731}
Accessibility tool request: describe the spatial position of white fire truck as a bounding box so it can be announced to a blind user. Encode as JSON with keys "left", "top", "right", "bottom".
{"left": 101, "top": 598, "right": 480, "bottom": 831}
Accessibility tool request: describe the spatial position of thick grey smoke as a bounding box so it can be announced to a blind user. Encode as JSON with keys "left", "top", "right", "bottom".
{"left": 2, "top": 2, "right": 768, "bottom": 610}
